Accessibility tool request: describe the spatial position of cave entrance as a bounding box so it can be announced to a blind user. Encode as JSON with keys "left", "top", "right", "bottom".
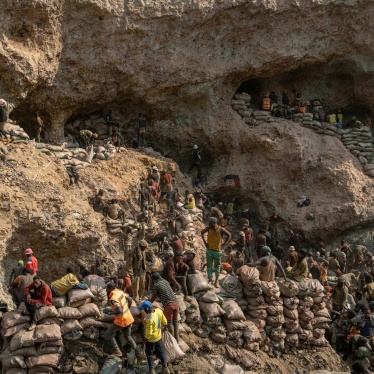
{"left": 236, "top": 60, "right": 374, "bottom": 122}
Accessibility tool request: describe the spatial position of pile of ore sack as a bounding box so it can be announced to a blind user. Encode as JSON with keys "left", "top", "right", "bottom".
{"left": 183, "top": 267, "right": 331, "bottom": 369}
{"left": 0, "top": 267, "right": 332, "bottom": 373}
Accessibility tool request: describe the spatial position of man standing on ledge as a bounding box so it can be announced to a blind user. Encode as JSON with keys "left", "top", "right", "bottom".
{"left": 201, "top": 217, "right": 231, "bottom": 287}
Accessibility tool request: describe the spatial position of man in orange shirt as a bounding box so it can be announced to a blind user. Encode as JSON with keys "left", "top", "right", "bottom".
{"left": 104, "top": 282, "right": 143, "bottom": 360}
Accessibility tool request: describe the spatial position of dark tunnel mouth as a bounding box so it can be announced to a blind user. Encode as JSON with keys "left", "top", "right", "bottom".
{"left": 235, "top": 61, "right": 373, "bottom": 120}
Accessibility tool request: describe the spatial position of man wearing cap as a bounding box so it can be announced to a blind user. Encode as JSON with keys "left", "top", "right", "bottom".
{"left": 24, "top": 248, "right": 38, "bottom": 275}
{"left": 138, "top": 300, "right": 170, "bottom": 374}
{"left": 288, "top": 248, "right": 309, "bottom": 282}
{"left": 163, "top": 252, "right": 190, "bottom": 300}
{"left": 201, "top": 217, "right": 231, "bottom": 287}
{"left": 248, "top": 246, "right": 287, "bottom": 282}
{"left": 24, "top": 276, "right": 53, "bottom": 330}
{"left": 332, "top": 277, "right": 349, "bottom": 312}
{"left": 105, "top": 282, "right": 142, "bottom": 359}
{"left": 150, "top": 272, "right": 179, "bottom": 341}
{"left": 187, "top": 144, "right": 202, "bottom": 176}
{"left": 132, "top": 239, "right": 148, "bottom": 302}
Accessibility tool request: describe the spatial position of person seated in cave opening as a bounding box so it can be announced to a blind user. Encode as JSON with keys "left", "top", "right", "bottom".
{"left": 337, "top": 109, "right": 344, "bottom": 127}
{"left": 34, "top": 112, "right": 44, "bottom": 143}
{"left": 363, "top": 114, "right": 372, "bottom": 129}
{"left": 137, "top": 113, "right": 147, "bottom": 148}
{"left": 281, "top": 91, "right": 289, "bottom": 106}
{"left": 347, "top": 116, "right": 364, "bottom": 129}
{"left": 327, "top": 112, "right": 337, "bottom": 126}
{"left": 269, "top": 91, "right": 278, "bottom": 104}
{"left": 262, "top": 93, "right": 271, "bottom": 111}
{"left": 105, "top": 109, "right": 118, "bottom": 137}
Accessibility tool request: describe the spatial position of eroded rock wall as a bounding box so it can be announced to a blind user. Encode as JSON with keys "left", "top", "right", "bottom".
{"left": 1, "top": 0, "right": 374, "bottom": 244}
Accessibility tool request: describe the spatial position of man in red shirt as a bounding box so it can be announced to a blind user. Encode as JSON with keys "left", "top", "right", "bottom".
{"left": 159, "top": 171, "right": 173, "bottom": 203}
{"left": 24, "top": 248, "right": 38, "bottom": 275}
{"left": 24, "top": 276, "right": 53, "bottom": 330}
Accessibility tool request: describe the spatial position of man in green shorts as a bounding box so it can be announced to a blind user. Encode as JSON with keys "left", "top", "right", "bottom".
{"left": 201, "top": 217, "right": 231, "bottom": 287}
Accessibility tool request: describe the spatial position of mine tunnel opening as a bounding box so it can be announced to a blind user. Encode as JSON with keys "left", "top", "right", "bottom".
{"left": 235, "top": 61, "right": 374, "bottom": 125}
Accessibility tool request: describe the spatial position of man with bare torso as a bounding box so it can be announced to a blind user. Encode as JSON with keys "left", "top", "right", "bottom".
{"left": 248, "top": 246, "right": 287, "bottom": 282}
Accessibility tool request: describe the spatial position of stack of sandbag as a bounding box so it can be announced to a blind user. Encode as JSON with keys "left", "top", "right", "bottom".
{"left": 70, "top": 147, "right": 87, "bottom": 159}
{"left": 106, "top": 218, "right": 123, "bottom": 235}
{"left": 278, "top": 279, "right": 301, "bottom": 352}
{"left": 78, "top": 303, "right": 101, "bottom": 340}
{"left": 83, "top": 274, "right": 108, "bottom": 307}
{"left": 315, "top": 123, "right": 338, "bottom": 137}
{"left": 292, "top": 112, "right": 304, "bottom": 123}
{"left": 90, "top": 120, "right": 110, "bottom": 140}
{"left": 94, "top": 145, "right": 112, "bottom": 160}
{"left": 176, "top": 213, "right": 196, "bottom": 238}
{"left": 196, "top": 290, "right": 226, "bottom": 343}
{"left": 2, "top": 316, "right": 63, "bottom": 374}
{"left": 259, "top": 280, "right": 284, "bottom": 354}
{"left": 300, "top": 113, "right": 314, "bottom": 128}
{"left": 60, "top": 158, "right": 92, "bottom": 169}
{"left": 253, "top": 110, "right": 272, "bottom": 123}
{"left": 184, "top": 295, "right": 201, "bottom": 327}
{"left": 230, "top": 94, "right": 257, "bottom": 126}
{"left": 306, "top": 279, "right": 331, "bottom": 347}
{"left": 219, "top": 273, "right": 244, "bottom": 301}
{"left": 1, "top": 311, "right": 30, "bottom": 340}
{"left": 221, "top": 299, "right": 260, "bottom": 352}
{"left": 4, "top": 123, "right": 29, "bottom": 143}
{"left": 187, "top": 271, "right": 213, "bottom": 336}
{"left": 339, "top": 127, "right": 374, "bottom": 169}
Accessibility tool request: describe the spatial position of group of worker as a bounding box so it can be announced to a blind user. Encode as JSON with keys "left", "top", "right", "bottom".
{"left": 260, "top": 91, "right": 371, "bottom": 129}
{"left": 7, "top": 247, "right": 172, "bottom": 373}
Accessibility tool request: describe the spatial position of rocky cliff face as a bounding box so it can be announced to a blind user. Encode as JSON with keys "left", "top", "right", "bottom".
{"left": 1, "top": 0, "right": 374, "bottom": 244}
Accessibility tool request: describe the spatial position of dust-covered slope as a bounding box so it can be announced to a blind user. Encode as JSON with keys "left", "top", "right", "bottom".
{"left": 0, "top": 144, "right": 179, "bottom": 302}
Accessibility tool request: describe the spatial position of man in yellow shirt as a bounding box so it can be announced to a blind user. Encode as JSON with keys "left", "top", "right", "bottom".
{"left": 201, "top": 217, "right": 231, "bottom": 287}
{"left": 50, "top": 267, "right": 88, "bottom": 297}
{"left": 138, "top": 300, "right": 170, "bottom": 374}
